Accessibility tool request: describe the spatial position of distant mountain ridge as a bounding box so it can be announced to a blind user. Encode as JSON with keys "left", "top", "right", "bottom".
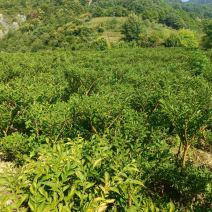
{"left": 189, "top": 0, "right": 212, "bottom": 4}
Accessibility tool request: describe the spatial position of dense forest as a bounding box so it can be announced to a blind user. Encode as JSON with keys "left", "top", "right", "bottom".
{"left": 1, "top": 0, "right": 212, "bottom": 212}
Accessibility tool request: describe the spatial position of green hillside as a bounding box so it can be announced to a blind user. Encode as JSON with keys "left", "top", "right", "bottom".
{"left": 0, "top": 0, "right": 210, "bottom": 52}
{"left": 189, "top": 0, "right": 212, "bottom": 4}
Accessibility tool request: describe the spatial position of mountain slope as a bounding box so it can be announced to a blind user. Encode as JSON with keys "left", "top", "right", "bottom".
{"left": 0, "top": 0, "right": 208, "bottom": 52}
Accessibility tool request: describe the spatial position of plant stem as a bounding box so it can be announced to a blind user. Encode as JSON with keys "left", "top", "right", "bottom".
{"left": 181, "top": 144, "right": 189, "bottom": 176}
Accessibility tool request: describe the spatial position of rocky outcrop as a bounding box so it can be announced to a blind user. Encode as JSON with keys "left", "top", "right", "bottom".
{"left": 0, "top": 14, "right": 26, "bottom": 38}
{"left": 16, "top": 14, "right": 26, "bottom": 22}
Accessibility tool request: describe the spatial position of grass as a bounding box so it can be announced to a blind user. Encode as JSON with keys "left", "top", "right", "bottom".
{"left": 86, "top": 17, "right": 127, "bottom": 28}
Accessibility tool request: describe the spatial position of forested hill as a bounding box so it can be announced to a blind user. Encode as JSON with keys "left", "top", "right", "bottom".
{"left": 0, "top": 0, "right": 212, "bottom": 52}
{"left": 188, "top": 0, "right": 212, "bottom": 4}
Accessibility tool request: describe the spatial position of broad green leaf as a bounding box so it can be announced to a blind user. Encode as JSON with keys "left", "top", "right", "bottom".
{"left": 59, "top": 203, "right": 63, "bottom": 212}
{"left": 17, "top": 194, "right": 28, "bottom": 207}
{"left": 85, "top": 182, "right": 95, "bottom": 190}
{"left": 42, "top": 182, "right": 60, "bottom": 188}
{"left": 105, "top": 199, "right": 116, "bottom": 203}
{"left": 28, "top": 199, "right": 36, "bottom": 211}
{"left": 93, "top": 158, "right": 103, "bottom": 169}
{"left": 63, "top": 206, "right": 71, "bottom": 212}
{"left": 37, "top": 202, "right": 46, "bottom": 212}
{"left": 43, "top": 204, "right": 54, "bottom": 211}
{"left": 108, "top": 187, "right": 120, "bottom": 195}
{"left": 63, "top": 185, "right": 70, "bottom": 192}
{"left": 65, "top": 186, "right": 75, "bottom": 202}
{"left": 126, "top": 206, "right": 138, "bottom": 212}
{"left": 131, "top": 193, "right": 139, "bottom": 207}
{"left": 170, "top": 201, "right": 175, "bottom": 212}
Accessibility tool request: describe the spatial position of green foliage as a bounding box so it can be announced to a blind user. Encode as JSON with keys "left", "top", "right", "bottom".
{"left": 165, "top": 30, "right": 199, "bottom": 48}
{"left": 0, "top": 0, "right": 209, "bottom": 52}
{"left": 202, "top": 19, "right": 212, "bottom": 49}
{"left": 204, "top": 130, "right": 212, "bottom": 151}
{"left": 164, "top": 33, "right": 180, "bottom": 47}
{"left": 91, "top": 36, "right": 110, "bottom": 51}
{"left": 0, "top": 48, "right": 212, "bottom": 211}
{"left": 122, "top": 14, "right": 143, "bottom": 42}
{"left": 161, "top": 76, "right": 212, "bottom": 174}
{"left": 0, "top": 132, "right": 37, "bottom": 163}
{"left": 189, "top": 50, "right": 211, "bottom": 76}
{"left": 178, "top": 29, "right": 199, "bottom": 48}
{"left": 166, "top": 13, "right": 184, "bottom": 30}
{"left": 0, "top": 165, "right": 29, "bottom": 212}
{"left": 93, "top": 6, "right": 104, "bottom": 17}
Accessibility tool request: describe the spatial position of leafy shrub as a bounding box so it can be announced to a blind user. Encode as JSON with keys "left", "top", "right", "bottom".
{"left": 91, "top": 37, "right": 110, "bottom": 51}
{"left": 138, "top": 33, "right": 161, "bottom": 47}
{"left": 0, "top": 132, "right": 37, "bottom": 163}
{"left": 122, "top": 14, "right": 143, "bottom": 42}
{"left": 189, "top": 50, "right": 211, "bottom": 76}
{"left": 164, "top": 33, "right": 181, "bottom": 47}
{"left": 178, "top": 29, "right": 199, "bottom": 48}
{"left": 0, "top": 137, "right": 176, "bottom": 212}
{"left": 165, "top": 30, "right": 198, "bottom": 48}
{"left": 0, "top": 165, "right": 29, "bottom": 212}
{"left": 98, "top": 26, "right": 105, "bottom": 33}
{"left": 202, "top": 19, "right": 212, "bottom": 49}
{"left": 0, "top": 48, "right": 212, "bottom": 211}
{"left": 203, "top": 130, "right": 212, "bottom": 152}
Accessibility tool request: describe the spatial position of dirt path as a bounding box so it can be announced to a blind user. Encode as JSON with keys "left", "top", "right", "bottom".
{"left": 173, "top": 147, "right": 212, "bottom": 171}
{"left": 189, "top": 148, "right": 212, "bottom": 170}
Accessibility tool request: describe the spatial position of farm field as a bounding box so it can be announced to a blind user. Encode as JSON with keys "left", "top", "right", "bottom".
{"left": 0, "top": 47, "right": 212, "bottom": 211}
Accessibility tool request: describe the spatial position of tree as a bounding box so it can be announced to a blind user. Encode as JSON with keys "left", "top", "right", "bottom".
{"left": 30, "top": 10, "right": 39, "bottom": 20}
{"left": 166, "top": 13, "right": 184, "bottom": 29}
{"left": 178, "top": 29, "right": 199, "bottom": 48}
{"left": 122, "top": 14, "right": 143, "bottom": 42}
{"left": 93, "top": 6, "right": 104, "bottom": 17}
{"left": 91, "top": 36, "right": 110, "bottom": 51}
{"left": 165, "top": 30, "right": 198, "bottom": 48}
{"left": 202, "top": 19, "right": 212, "bottom": 49}
{"left": 161, "top": 78, "right": 212, "bottom": 175}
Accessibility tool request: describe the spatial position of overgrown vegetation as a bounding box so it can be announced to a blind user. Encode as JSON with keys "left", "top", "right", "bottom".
{"left": 0, "top": 48, "right": 212, "bottom": 211}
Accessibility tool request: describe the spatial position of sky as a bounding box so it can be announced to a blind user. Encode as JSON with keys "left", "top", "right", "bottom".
{"left": 181, "top": 0, "right": 189, "bottom": 1}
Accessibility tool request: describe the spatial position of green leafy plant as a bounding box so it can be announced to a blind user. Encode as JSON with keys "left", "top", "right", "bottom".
{"left": 0, "top": 132, "right": 37, "bottom": 163}
{"left": 0, "top": 165, "right": 29, "bottom": 212}
{"left": 91, "top": 37, "right": 110, "bottom": 51}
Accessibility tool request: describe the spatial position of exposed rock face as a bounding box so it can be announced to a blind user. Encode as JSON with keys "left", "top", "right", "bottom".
{"left": 0, "top": 14, "right": 26, "bottom": 38}
{"left": 11, "top": 22, "right": 19, "bottom": 29}
{"left": 16, "top": 14, "right": 26, "bottom": 23}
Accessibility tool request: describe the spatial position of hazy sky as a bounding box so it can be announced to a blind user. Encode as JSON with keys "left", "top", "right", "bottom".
{"left": 181, "top": 0, "right": 189, "bottom": 1}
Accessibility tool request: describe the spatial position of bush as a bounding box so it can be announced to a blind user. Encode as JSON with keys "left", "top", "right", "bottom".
{"left": 202, "top": 19, "right": 212, "bottom": 49}
{"left": 122, "top": 13, "right": 143, "bottom": 42}
{"left": 91, "top": 36, "right": 110, "bottom": 51}
{"left": 164, "top": 33, "right": 181, "bottom": 47}
{"left": 98, "top": 26, "right": 105, "bottom": 33}
{"left": 0, "top": 132, "right": 37, "bottom": 163}
{"left": 165, "top": 30, "right": 199, "bottom": 48}
{"left": 0, "top": 137, "right": 176, "bottom": 212}
{"left": 189, "top": 50, "right": 211, "bottom": 76}
{"left": 178, "top": 29, "right": 199, "bottom": 48}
